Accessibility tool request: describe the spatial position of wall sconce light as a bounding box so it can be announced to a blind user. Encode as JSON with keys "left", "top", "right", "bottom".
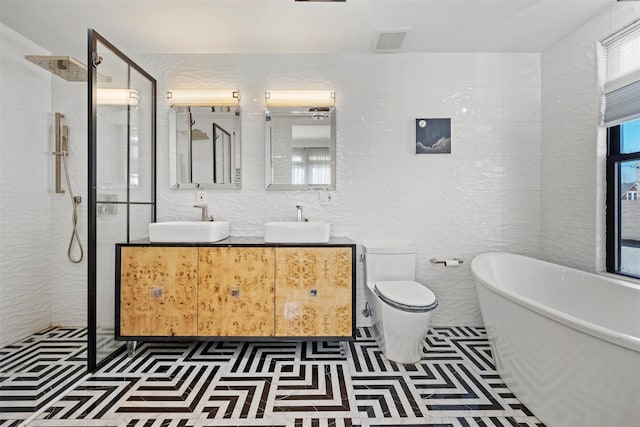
{"left": 166, "top": 89, "right": 240, "bottom": 106}
{"left": 265, "top": 90, "right": 335, "bottom": 107}
{"left": 97, "top": 88, "right": 139, "bottom": 105}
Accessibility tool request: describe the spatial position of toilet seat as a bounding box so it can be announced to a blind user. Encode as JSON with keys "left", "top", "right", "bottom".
{"left": 374, "top": 280, "right": 438, "bottom": 313}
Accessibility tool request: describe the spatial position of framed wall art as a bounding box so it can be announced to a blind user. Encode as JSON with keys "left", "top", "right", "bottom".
{"left": 415, "top": 118, "right": 451, "bottom": 154}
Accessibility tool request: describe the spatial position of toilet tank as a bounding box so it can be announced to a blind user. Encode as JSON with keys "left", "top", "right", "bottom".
{"left": 363, "top": 244, "right": 417, "bottom": 282}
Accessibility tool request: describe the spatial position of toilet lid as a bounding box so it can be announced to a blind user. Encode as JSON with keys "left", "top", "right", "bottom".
{"left": 374, "top": 281, "right": 437, "bottom": 312}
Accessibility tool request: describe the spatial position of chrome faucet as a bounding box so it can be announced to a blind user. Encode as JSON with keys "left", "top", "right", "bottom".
{"left": 296, "top": 205, "right": 303, "bottom": 222}
{"left": 194, "top": 204, "right": 212, "bottom": 221}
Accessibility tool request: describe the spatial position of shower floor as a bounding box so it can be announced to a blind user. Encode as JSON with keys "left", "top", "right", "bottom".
{"left": 1, "top": 326, "right": 545, "bottom": 427}
{"left": 0, "top": 327, "right": 87, "bottom": 425}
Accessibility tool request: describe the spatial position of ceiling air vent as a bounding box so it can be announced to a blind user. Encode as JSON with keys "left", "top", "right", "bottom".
{"left": 372, "top": 27, "right": 412, "bottom": 53}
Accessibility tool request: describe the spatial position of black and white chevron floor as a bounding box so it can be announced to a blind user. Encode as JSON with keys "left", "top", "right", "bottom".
{"left": 0, "top": 327, "right": 87, "bottom": 426}
{"left": 1, "top": 327, "right": 545, "bottom": 427}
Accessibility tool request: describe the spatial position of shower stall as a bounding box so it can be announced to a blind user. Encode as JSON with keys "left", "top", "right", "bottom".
{"left": 0, "top": 25, "right": 155, "bottom": 424}
{"left": 2, "top": 26, "right": 154, "bottom": 363}
{"left": 23, "top": 31, "right": 157, "bottom": 370}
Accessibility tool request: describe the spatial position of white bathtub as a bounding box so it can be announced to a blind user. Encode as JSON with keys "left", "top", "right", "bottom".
{"left": 471, "top": 252, "right": 640, "bottom": 427}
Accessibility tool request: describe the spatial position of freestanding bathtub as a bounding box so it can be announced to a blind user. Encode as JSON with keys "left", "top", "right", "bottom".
{"left": 471, "top": 252, "right": 640, "bottom": 427}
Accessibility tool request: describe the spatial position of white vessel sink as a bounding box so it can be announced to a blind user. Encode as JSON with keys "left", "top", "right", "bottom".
{"left": 264, "top": 221, "right": 330, "bottom": 244}
{"left": 149, "top": 221, "right": 230, "bottom": 243}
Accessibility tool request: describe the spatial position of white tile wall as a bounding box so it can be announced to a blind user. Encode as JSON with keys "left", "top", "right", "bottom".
{"left": 0, "top": 24, "right": 54, "bottom": 346}
{"left": 541, "top": 2, "right": 640, "bottom": 272}
{"left": 0, "top": 28, "right": 545, "bottom": 338}
{"left": 0, "top": 24, "right": 88, "bottom": 347}
{"left": 141, "top": 51, "right": 543, "bottom": 327}
{"left": 49, "top": 81, "right": 87, "bottom": 327}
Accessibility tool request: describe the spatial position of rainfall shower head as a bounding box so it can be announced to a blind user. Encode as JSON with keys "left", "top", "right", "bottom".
{"left": 25, "top": 55, "right": 87, "bottom": 82}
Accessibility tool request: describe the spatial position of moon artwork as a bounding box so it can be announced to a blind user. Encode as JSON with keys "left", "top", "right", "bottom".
{"left": 415, "top": 118, "right": 451, "bottom": 154}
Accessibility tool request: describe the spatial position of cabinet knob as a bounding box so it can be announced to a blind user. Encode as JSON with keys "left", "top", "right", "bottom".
{"left": 310, "top": 289, "right": 317, "bottom": 297}
{"left": 231, "top": 287, "right": 240, "bottom": 298}
{"left": 152, "top": 287, "right": 163, "bottom": 298}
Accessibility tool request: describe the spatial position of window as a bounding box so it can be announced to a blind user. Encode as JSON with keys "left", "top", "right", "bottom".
{"left": 604, "top": 20, "right": 640, "bottom": 278}
{"left": 607, "top": 119, "right": 640, "bottom": 277}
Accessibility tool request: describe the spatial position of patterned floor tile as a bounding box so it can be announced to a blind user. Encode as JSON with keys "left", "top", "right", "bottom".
{"left": 0, "top": 327, "right": 87, "bottom": 422}
{"left": 270, "top": 362, "right": 354, "bottom": 416}
{"left": 0, "top": 327, "right": 546, "bottom": 427}
{"left": 351, "top": 374, "right": 424, "bottom": 419}
{"left": 100, "top": 342, "right": 194, "bottom": 375}
{"left": 229, "top": 342, "right": 299, "bottom": 374}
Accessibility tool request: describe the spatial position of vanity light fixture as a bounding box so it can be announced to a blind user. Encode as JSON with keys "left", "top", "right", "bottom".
{"left": 97, "top": 88, "right": 139, "bottom": 105}
{"left": 166, "top": 89, "right": 240, "bottom": 106}
{"left": 265, "top": 90, "right": 335, "bottom": 107}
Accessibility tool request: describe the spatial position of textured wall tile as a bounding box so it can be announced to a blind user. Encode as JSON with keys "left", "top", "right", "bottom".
{"left": 504, "top": 87, "right": 541, "bottom": 122}
{"left": 504, "top": 154, "right": 541, "bottom": 191}
{"left": 139, "top": 51, "right": 543, "bottom": 328}
{"left": 0, "top": 24, "right": 54, "bottom": 347}
{"left": 503, "top": 122, "right": 541, "bottom": 158}
{"left": 341, "top": 122, "right": 403, "bottom": 159}
{"left": 402, "top": 53, "right": 503, "bottom": 88}
{"left": 0, "top": 29, "right": 563, "bottom": 346}
{"left": 402, "top": 86, "right": 504, "bottom": 125}
{"left": 503, "top": 54, "right": 541, "bottom": 88}
{"left": 611, "top": 3, "right": 640, "bottom": 32}
{"left": 49, "top": 82, "right": 88, "bottom": 327}
{"left": 538, "top": 5, "right": 640, "bottom": 272}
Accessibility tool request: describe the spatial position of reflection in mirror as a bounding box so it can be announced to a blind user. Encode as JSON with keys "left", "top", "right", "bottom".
{"left": 265, "top": 106, "right": 336, "bottom": 190}
{"left": 170, "top": 106, "right": 241, "bottom": 189}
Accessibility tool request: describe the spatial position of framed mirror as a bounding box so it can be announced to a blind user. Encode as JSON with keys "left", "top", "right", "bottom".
{"left": 265, "top": 106, "right": 336, "bottom": 190}
{"left": 169, "top": 106, "right": 241, "bottom": 189}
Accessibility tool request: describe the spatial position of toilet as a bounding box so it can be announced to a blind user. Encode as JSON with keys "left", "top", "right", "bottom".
{"left": 362, "top": 244, "right": 437, "bottom": 364}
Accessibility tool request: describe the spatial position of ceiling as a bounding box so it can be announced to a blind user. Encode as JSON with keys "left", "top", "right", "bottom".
{"left": 0, "top": 0, "right": 616, "bottom": 59}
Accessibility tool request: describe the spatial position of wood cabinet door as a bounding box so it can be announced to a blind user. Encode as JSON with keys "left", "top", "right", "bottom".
{"left": 198, "top": 247, "right": 275, "bottom": 336}
{"left": 275, "top": 247, "right": 352, "bottom": 337}
{"left": 119, "top": 247, "right": 198, "bottom": 337}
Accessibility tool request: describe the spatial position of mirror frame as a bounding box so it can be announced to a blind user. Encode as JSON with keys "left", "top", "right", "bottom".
{"left": 265, "top": 106, "right": 336, "bottom": 191}
{"left": 169, "top": 105, "right": 241, "bottom": 190}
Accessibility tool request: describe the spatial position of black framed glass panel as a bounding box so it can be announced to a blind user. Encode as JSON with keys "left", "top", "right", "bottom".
{"left": 88, "top": 29, "right": 156, "bottom": 371}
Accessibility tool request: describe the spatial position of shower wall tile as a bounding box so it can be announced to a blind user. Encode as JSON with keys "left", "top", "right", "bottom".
{"left": 49, "top": 82, "right": 87, "bottom": 327}
{"left": 0, "top": 24, "right": 53, "bottom": 347}
{"left": 540, "top": 3, "right": 640, "bottom": 272}
{"left": 141, "top": 51, "right": 543, "bottom": 327}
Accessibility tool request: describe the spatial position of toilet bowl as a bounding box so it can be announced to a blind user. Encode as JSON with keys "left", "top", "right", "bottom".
{"left": 363, "top": 244, "right": 437, "bottom": 364}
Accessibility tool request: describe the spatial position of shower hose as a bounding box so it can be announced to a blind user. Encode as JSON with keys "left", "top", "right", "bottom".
{"left": 62, "top": 153, "right": 84, "bottom": 263}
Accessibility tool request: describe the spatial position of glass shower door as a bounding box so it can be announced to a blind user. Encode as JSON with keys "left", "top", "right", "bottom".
{"left": 88, "top": 30, "right": 156, "bottom": 370}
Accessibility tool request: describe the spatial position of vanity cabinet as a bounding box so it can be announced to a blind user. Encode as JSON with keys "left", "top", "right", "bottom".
{"left": 115, "top": 239, "right": 355, "bottom": 342}
{"left": 119, "top": 246, "right": 198, "bottom": 337}
{"left": 275, "top": 247, "right": 352, "bottom": 337}
{"left": 198, "top": 247, "right": 275, "bottom": 337}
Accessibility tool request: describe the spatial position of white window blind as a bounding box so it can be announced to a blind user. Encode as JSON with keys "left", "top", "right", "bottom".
{"left": 603, "top": 19, "right": 640, "bottom": 127}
